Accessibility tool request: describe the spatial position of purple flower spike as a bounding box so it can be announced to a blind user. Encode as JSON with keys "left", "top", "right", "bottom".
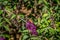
{"left": 26, "top": 21, "right": 38, "bottom": 35}
{"left": 0, "top": 37, "right": 5, "bottom": 40}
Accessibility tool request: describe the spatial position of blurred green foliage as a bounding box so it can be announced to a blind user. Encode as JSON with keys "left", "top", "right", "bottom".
{"left": 0, "top": 0, "right": 60, "bottom": 40}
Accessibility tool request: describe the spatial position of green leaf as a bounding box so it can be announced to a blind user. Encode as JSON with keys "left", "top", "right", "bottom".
{"left": 38, "top": 0, "right": 42, "bottom": 4}
{"left": 43, "top": 13, "right": 48, "bottom": 17}
{"left": 56, "top": 28, "right": 60, "bottom": 32}
{"left": 13, "top": 5, "right": 16, "bottom": 9}
{"left": 3, "top": 34, "right": 10, "bottom": 38}
{"left": 0, "top": 16, "right": 3, "bottom": 22}
{"left": 4, "top": 25, "right": 10, "bottom": 31}
{"left": 55, "top": 5, "right": 58, "bottom": 10}
{"left": 42, "top": 24, "right": 46, "bottom": 28}
{"left": 24, "top": 0, "right": 28, "bottom": 2}
{"left": 18, "top": 29, "right": 22, "bottom": 32}
{"left": 22, "top": 30, "right": 29, "bottom": 33}
{"left": 39, "top": 29, "right": 45, "bottom": 34}
{"left": 31, "top": 37, "right": 39, "bottom": 40}
{"left": 37, "top": 29, "right": 40, "bottom": 34}
{"left": 0, "top": 22, "right": 3, "bottom": 27}
{"left": 22, "top": 35, "right": 29, "bottom": 40}
{"left": 5, "top": 6, "right": 13, "bottom": 11}
{"left": 19, "top": 14, "right": 24, "bottom": 18}
{"left": 38, "top": 18, "right": 41, "bottom": 26}
{"left": 4, "top": 18, "right": 11, "bottom": 25}
{"left": 49, "top": 28, "right": 56, "bottom": 35}
{"left": 43, "top": 0, "right": 49, "bottom": 5}
{"left": 21, "top": 26, "right": 25, "bottom": 30}
{"left": 11, "top": 14, "right": 16, "bottom": 19}
{"left": 0, "top": 10, "right": 3, "bottom": 15}
{"left": 3, "top": 1, "right": 8, "bottom": 5}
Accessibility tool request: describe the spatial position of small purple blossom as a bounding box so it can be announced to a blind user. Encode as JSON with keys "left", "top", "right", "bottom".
{"left": 0, "top": 37, "right": 5, "bottom": 40}
{"left": 26, "top": 21, "right": 38, "bottom": 35}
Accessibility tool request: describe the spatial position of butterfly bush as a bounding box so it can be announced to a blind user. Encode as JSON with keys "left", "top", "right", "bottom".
{"left": 26, "top": 21, "right": 38, "bottom": 35}
{"left": 0, "top": 37, "right": 5, "bottom": 40}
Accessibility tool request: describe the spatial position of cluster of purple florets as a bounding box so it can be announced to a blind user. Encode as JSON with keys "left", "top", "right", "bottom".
{"left": 26, "top": 21, "right": 38, "bottom": 35}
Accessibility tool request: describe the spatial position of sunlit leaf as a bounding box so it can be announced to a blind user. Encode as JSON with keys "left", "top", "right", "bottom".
{"left": 43, "top": 13, "right": 48, "bottom": 17}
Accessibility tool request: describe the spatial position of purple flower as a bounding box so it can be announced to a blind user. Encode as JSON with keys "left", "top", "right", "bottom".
{"left": 31, "top": 30, "right": 38, "bottom": 35}
{"left": 26, "top": 21, "right": 38, "bottom": 35}
{"left": 0, "top": 37, "right": 5, "bottom": 40}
